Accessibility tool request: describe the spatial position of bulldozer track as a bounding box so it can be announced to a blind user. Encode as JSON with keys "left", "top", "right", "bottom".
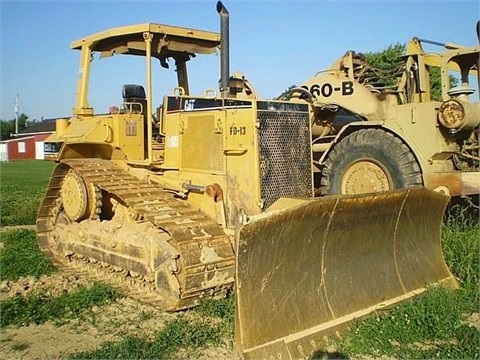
{"left": 36, "top": 158, "right": 235, "bottom": 310}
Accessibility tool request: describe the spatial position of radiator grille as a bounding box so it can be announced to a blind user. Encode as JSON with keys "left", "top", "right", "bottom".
{"left": 181, "top": 115, "right": 224, "bottom": 172}
{"left": 258, "top": 105, "right": 312, "bottom": 209}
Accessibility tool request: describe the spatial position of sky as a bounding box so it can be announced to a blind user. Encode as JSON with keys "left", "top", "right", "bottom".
{"left": 1, "top": 0, "right": 479, "bottom": 122}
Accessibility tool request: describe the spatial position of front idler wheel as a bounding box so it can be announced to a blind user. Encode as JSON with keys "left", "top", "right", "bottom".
{"left": 61, "top": 170, "right": 88, "bottom": 221}
{"left": 60, "top": 170, "right": 101, "bottom": 222}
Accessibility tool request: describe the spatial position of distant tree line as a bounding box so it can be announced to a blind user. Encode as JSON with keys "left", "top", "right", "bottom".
{"left": 0, "top": 113, "right": 29, "bottom": 141}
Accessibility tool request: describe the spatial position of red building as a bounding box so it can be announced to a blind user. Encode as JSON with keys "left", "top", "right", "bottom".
{"left": 0, "top": 120, "right": 55, "bottom": 161}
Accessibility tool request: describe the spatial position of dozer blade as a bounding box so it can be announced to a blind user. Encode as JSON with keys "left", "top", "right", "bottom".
{"left": 235, "top": 187, "right": 458, "bottom": 359}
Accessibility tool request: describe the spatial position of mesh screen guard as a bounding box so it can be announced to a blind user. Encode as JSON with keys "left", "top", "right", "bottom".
{"left": 257, "top": 103, "right": 313, "bottom": 209}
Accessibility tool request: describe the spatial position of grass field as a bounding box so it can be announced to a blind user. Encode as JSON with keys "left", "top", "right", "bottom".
{"left": 0, "top": 160, "right": 478, "bottom": 359}
{"left": 0, "top": 160, "right": 54, "bottom": 226}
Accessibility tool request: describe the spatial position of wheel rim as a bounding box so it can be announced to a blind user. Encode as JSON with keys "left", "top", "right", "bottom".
{"left": 61, "top": 171, "right": 88, "bottom": 221}
{"left": 341, "top": 160, "right": 392, "bottom": 194}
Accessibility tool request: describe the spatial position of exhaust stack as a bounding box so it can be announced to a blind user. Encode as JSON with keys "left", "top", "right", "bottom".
{"left": 217, "top": 1, "right": 230, "bottom": 98}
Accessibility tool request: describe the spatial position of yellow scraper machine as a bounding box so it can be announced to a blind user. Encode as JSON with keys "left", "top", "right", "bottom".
{"left": 38, "top": 2, "right": 463, "bottom": 359}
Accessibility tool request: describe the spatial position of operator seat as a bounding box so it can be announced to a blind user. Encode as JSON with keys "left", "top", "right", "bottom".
{"left": 122, "top": 84, "right": 147, "bottom": 120}
{"left": 122, "top": 84, "right": 157, "bottom": 143}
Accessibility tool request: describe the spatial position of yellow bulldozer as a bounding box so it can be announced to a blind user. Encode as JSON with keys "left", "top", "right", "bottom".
{"left": 37, "top": 2, "right": 459, "bottom": 358}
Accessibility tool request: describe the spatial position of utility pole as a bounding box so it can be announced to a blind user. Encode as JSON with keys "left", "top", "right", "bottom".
{"left": 14, "top": 94, "right": 19, "bottom": 134}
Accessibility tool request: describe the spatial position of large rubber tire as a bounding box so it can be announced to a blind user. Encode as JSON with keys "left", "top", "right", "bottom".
{"left": 319, "top": 128, "right": 423, "bottom": 196}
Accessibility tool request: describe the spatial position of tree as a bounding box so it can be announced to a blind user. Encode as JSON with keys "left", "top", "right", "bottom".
{"left": 365, "top": 43, "right": 406, "bottom": 68}
{"left": 0, "top": 113, "right": 28, "bottom": 141}
{"left": 364, "top": 43, "right": 455, "bottom": 101}
{"left": 364, "top": 43, "right": 406, "bottom": 90}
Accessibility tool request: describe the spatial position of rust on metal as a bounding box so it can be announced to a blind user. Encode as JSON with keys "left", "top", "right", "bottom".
{"left": 205, "top": 183, "right": 224, "bottom": 202}
{"left": 424, "top": 171, "right": 480, "bottom": 196}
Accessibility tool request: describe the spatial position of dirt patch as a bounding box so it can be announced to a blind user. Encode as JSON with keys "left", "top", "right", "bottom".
{"left": 66, "top": 296, "right": 177, "bottom": 339}
{"left": 178, "top": 345, "right": 241, "bottom": 360}
{"left": 0, "top": 273, "right": 91, "bottom": 301}
{"left": 0, "top": 295, "right": 234, "bottom": 359}
{"left": 0, "top": 225, "right": 36, "bottom": 233}
{"left": 0, "top": 322, "right": 105, "bottom": 359}
{"left": 462, "top": 312, "right": 480, "bottom": 330}
{"left": 0, "top": 275, "right": 240, "bottom": 359}
{"left": 409, "top": 339, "right": 459, "bottom": 351}
{"left": 0, "top": 297, "right": 141, "bottom": 359}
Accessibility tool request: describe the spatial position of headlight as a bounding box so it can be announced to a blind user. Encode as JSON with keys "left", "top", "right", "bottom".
{"left": 438, "top": 99, "right": 479, "bottom": 131}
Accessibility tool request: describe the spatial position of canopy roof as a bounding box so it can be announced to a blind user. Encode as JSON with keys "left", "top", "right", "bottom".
{"left": 71, "top": 23, "right": 221, "bottom": 63}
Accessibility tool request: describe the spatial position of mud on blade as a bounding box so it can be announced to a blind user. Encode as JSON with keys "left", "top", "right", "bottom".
{"left": 235, "top": 187, "right": 457, "bottom": 359}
